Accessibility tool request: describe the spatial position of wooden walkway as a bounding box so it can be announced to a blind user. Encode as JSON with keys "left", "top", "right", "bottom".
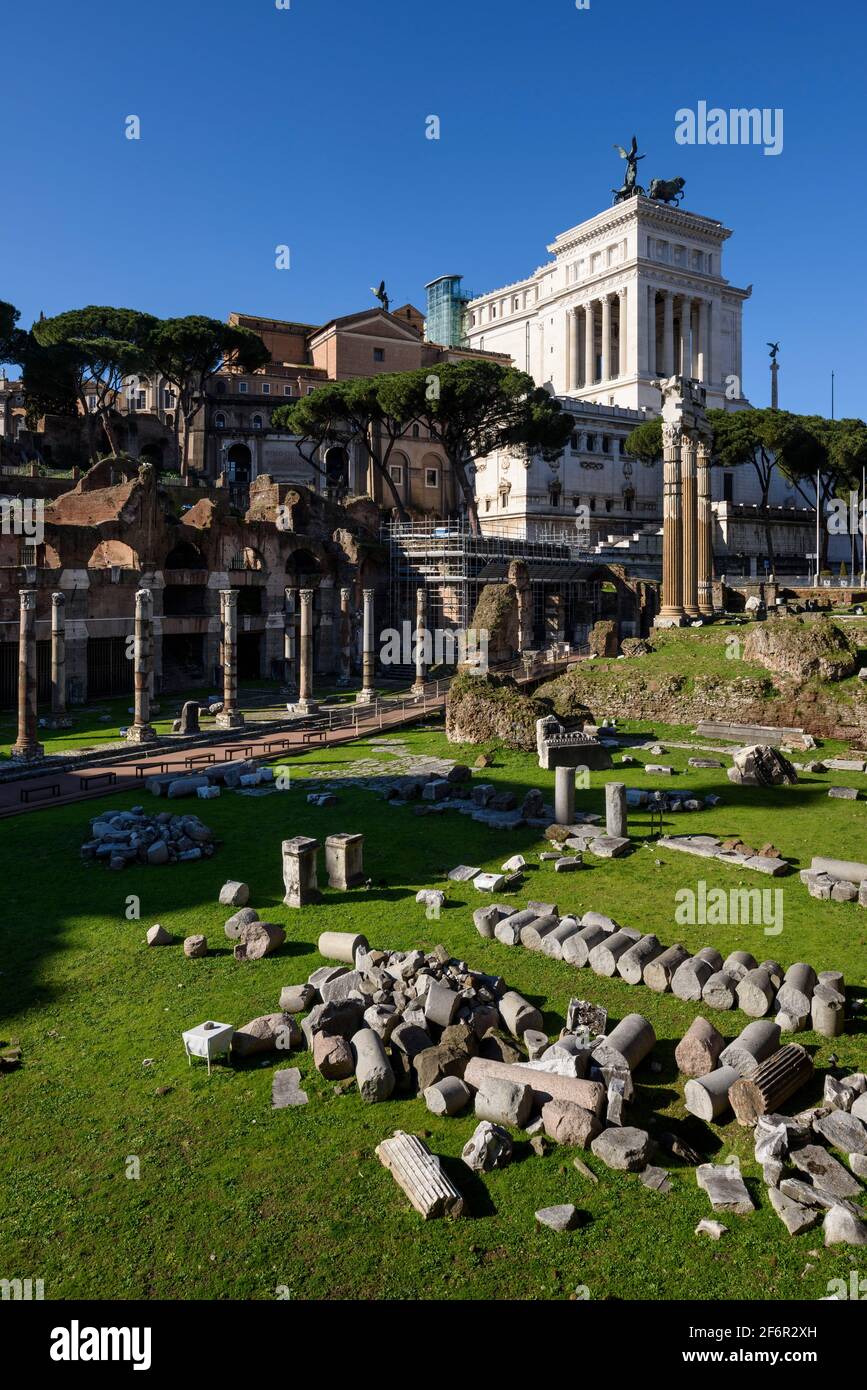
{"left": 0, "top": 655, "right": 582, "bottom": 820}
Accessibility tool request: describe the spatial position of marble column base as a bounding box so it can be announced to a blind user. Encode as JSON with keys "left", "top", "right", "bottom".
{"left": 355, "top": 689, "right": 375, "bottom": 705}
{"left": 215, "top": 711, "right": 245, "bottom": 730}
{"left": 10, "top": 742, "right": 44, "bottom": 762}
{"left": 293, "top": 699, "right": 319, "bottom": 716}
{"left": 654, "top": 613, "right": 687, "bottom": 629}
{"left": 126, "top": 724, "right": 158, "bottom": 745}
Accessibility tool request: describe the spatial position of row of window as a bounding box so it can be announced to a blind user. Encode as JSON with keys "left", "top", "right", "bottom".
{"left": 569, "top": 432, "right": 626, "bottom": 455}
{"left": 388, "top": 464, "right": 439, "bottom": 488}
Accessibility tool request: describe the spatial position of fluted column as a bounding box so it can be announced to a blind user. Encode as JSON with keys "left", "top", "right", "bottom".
{"left": 601, "top": 294, "right": 612, "bottom": 382}
{"left": 697, "top": 435, "right": 714, "bottom": 614}
{"left": 681, "top": 434, "right": 700, "bottom": 617}
{"left": 659, "top": 423, "right": 685, "bottom": 623}
{"left": 663, "top": 292, "right": 675, "bottom": 376}
{"left": 11, "top": 589, "right": 43, "bottom": 760}
{"left": 338, "top": 586, "right": 352, "bottom": 686}
{"left": 617, "top": 287, "right": 627, "bottom": 377}
{"left": 697, "top": 299, "right": 709, "bottom": 382}
{"left": 296, "top": 588, "right": 318, "bottom": 713}
{"left": 356, "top": 588, "right": 375, "bottom": 704}
{"left": 283, "top": 586, "right": 298, "bottom": 694}
{"left": 215, "top": 589, "right": 244, "bottom": 729}
{"left": 679, "top": 297, "right": 692, "bottom": 378}
{"left": 412, "top": 586, "right": 427, "bottom": 693}
{"left": 647, "top": 288, "right": 657, "bottom": 374}
{"left": 127, "top": 587, "right": 157, "bottom": 744}
{"left": 567, "top": 310, "right": 579, "bottom": 392}
{"left": 50, "top": 592, "right": 66, "bottom": 723}
{"left": 584, "top": 302, "right": 595, "bottom": 386}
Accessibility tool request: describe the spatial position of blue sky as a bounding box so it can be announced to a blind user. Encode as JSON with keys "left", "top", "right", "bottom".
{"left": 2, "top": 0, "right": 864, "bottom": 417}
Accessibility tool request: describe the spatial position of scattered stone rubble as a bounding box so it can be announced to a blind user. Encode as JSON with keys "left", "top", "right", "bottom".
{"left": 800, "top": 854, "right": 867, "bottom": 909}
{"left": 656, "top": 833, "right": 789, "bottom": 876}
{"left": 81, "top": 807, "right": 216, "bottom": 869}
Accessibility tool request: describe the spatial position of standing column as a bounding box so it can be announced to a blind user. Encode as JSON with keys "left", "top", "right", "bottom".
{"left": 215, "top": 589, "right": 244, "bottom": 729}
{"left": 647, "top": 288, "right": 657, "bottom": 374}
{"left": 584, "top": 302, "right": 595, "bottom": 386}
{"left": 357, "top": 588, "right": 375, "bottom": 704}
{"left": 681, "top": 434, "right": 700, "bottom": 617}
{"left": 663, "top": 292, "right": 675, "bottom": 376}
{"left": 126, "top": 587, "right": 157, "bottom": 744}
{"left": 600, "top": 294, "right": 612, "bottom": 383}
{"left": 50, "top": 591, "right": 66, "bottom": 725}
{"left": 567, "top": 311, "right": 579, "bottom": 392}
{"left": 412, "top": 586, "right": 427, "bottom": 694}
{"left": 11, "top": 589, "right": 43, "bottom": 761}
{"left": 338, "top": 586, "right": 352, "bottom": 686}
{"left": 283, "top": 586, "right": 298, "bottom": 695}
{"left": 617, "top": 287, "right": 628, "bottom": 378}
{"left": 658, "top": 423, "right": 685, "bottom": 623}
{"left": 679, "top": 297, "right": 692, "bottom": 378}
{"left": 554, "top": 766, "right": 575, "bottom": 826}
{"left": 697, "top": 299, "right": 709, "bottom": 382}
{"left": 295, "top": 588, "right": 318, "bottom": 714}
{"left": 697, "top": 436, "right": 715, "bottom": 615}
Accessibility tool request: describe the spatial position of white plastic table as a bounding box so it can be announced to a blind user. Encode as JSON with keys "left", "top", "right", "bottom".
{"left": 182, "top": 1020, "right": 235, "bottom": 1074}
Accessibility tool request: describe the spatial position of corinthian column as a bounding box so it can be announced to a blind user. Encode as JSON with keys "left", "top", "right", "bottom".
{"left": 617, "top": 287, "right": 627, "bottom": 377}
{"left": 584, "top": 302, "right": 595, "bottom": 386}
{"left": 50, "top": 591, "right": 66, "bottom": 724}
{"left": 412, "top": 586, "right": 427, "bottom": 693}
{"left": 697, "top": 299, "right": 709, "bottom": 382}
{"left": 216, "top": 589, "right": 244, "bottom": 729}
{"left": 356, "top": 588, "right": 375, "bottom": 704}
{"left": 127, "top": 587, "right": 157, "bottom": 744}
{"left": 659, "top": 423, "right": 685, "bottom": 624}
{"left": 697, "top": 435, "right": 714, "bottom": 614}
{"left": 283, "top": 586, "right": 298, "bottom": 695}
{"left": 11, "top": 589, "right": 43, "bottom": 761}
{"left": 601, "top": 294, "right": 612, "bottom": 382}
{"left": 681, "top": 434, "right": 700, "bottom": 617}
{"left": 679, "top": 297, "right": 692, "bottom": 377}
{"left": 663, "top": 292, "right": 675, "bottom": 376}
{"left": 296, "top": 588, "right": 318, "bottom": 714}
{"left": 567, "top": 310, "right": 578, "bottom": 393}
{"left": 338, "top": 586, "right": 352, "bottom": 686}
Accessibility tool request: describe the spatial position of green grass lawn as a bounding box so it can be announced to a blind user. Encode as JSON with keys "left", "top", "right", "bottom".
{"left": 1, "top": 722, "right": 865, "bottom": 1301}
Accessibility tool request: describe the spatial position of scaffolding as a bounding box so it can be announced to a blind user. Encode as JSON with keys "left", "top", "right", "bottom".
{"left": 384, "top": 521, "right": 602, "bottom": 648}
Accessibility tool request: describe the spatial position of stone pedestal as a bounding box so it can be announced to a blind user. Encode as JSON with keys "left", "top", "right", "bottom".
{"left": 11, "top": 589, "right": 43, "bottom": 761}
{"left": 337, "top": 587, "right": 352, "bottom": 687}
{"left": 325, "top": 832, "right": 365, "bottom": 889}
{"left": 216, "top": 589, "right": 245, "bottom": 729}
{"left": 554, "top": 765, "right": 575, "bottom": 825}
{"left": 126, "top": 587, "right": 157, "bottom": 745}
{"left": 605, "top": 781, "right": 627, "bottom": 838}
{"left": 411, "top": 587, "right": 427, "bottom": 693}
{"left": 50, "top": 591, "right": 66, "bottom": 724}
{"left": 356, "top": 587, "right": 375, "bottom": 704}
{"left": 282, "top": 836, "right": 321, "bottom": 907}
{"left": 295, "top": 588, "right": 318, "bottom": 714}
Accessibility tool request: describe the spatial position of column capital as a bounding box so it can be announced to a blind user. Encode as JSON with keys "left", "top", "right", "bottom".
{"left": 51, "top": 591, "right": 65, "bottom": 608}
{"left": 19, "top": 588, "right": 37, "bottom": 611}
{"left": 299, "top": 587, "right": 314, "bottom": 604}
{"left": 220, "top": 587, "right": 238, "bottom": 610}
{"left": 340, "top": 586, "right": 352, "bottom": 603}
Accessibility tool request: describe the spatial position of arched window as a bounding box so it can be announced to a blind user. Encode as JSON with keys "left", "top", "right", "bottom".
{"left": 253, "top": 415, "right": 263, "bottom": 429}
{"left": 214, "top": 412, "right": 226, "bottom": 429}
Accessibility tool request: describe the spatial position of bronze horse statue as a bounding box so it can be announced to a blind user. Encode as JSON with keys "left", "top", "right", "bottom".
{"left": 648, "top": 176, "right": 686, "bottom": 205}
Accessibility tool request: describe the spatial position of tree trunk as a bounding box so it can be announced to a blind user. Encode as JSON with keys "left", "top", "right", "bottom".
{"left": 366, "top": 420, "right": 409, "bottom": 521}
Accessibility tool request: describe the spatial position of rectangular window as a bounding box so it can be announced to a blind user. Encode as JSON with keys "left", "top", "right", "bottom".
{"left": 136, "top": 391, "right": 146, "bottom": 409}
{"left": 374, "top": 348, "right": 385, "bottom": 362}
{"left": 425, "top": 468, "right": 438, "bottom": 488}
{"left": 163, "top": 389, "right": 176, "bottom": 409}
{"left": 238, "top": 381, "right": 248, "bottom": 394}
{"left": 389, "top": 464, "right": 404, "bottom": 485}
{"left": 262, "top": 382, "right": 270, "bottom": 394}
{"left": 87, "top": 395, "right": 97, "bottom": 410}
